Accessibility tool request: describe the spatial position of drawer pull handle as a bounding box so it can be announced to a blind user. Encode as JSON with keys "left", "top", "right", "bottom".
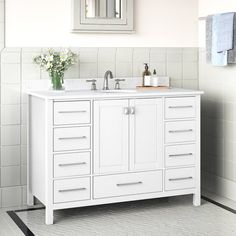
{"left": 169, "top": 177, "right": 193, "bottom": 182}
{"left": 169, "top": 153, "right": 193, "bottom": 158}
{"left": 168, "top": 106, "right": 193, "bottom": 109}
{"left": 117, "top": 181, "right": 143, "bottom": 187}
{"left": 58, "top": 136, "right": 87, "bottom": 140}
{"left": 169, "top": 129, "right": 193, "bottom": 133}
{"left": 58, "top": 162, "right": 87, "bottom": 167}
{"left": 59, "top": 188, "right": 86, "bottom": 193}
{"left": 58, "top": 110, "right": 87, "bottom": 114}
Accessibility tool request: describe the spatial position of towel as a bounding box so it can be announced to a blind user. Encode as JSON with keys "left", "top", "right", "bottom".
{"left": 217, "top": 12, "right": 234, "bottom": 52}
{"left": 228, "top": 14, "right": 236, "bottom": 63}
{"left": 211, "top": 14, "right": 228, "bottom": 66}
{"left": 206, "top": 15, "right": 213, "bottom": 63}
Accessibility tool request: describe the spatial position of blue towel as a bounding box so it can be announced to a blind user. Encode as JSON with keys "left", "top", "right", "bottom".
{"left": 206, "top": 15, "right": 213, "bottom": 63}
{"left": 228, "top": 13, "right": 236, "bottom": 63}
{"left": 217, "top": 12, "right": 234, "bottom": 52}
{"left": 211, "top": 14, "right": 228, "bottom": 66}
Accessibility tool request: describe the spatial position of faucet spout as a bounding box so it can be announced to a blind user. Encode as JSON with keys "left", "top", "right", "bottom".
{"left": 103, "top": 70, "right": 113, "bottom": 90}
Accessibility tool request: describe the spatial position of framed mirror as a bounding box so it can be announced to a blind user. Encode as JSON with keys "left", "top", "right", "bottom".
{"left": 72, "top": 0, "right": 134, "bottom": 33}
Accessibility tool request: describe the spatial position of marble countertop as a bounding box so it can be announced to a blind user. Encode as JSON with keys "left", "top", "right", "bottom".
{"left": 26, "top": 88, "right": 204, "bottom": 100}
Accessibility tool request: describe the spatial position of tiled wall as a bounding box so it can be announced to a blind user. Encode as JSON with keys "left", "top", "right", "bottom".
{"left": 0, "top": 47, "right": 198, "bottom": 207}
{"left": 199, "top": 49, "right": 236, "bottom": 201}
{"left": 0, "top": 0, "right": 4, "bottom": 207}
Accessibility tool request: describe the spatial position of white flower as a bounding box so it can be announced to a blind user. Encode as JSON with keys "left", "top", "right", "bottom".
{"left": 46, "top": 62, "right": 52, "bottom": 69}
{"left": 46, "top": 55, "right": 54, "bottom": 62}
{"left": 34, "top": 48, "right": 77, "bottom": 75}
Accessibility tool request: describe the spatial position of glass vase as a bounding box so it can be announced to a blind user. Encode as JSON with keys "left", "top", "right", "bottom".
{"left": 50, "top": 71, "right": 64, "bottom": 90}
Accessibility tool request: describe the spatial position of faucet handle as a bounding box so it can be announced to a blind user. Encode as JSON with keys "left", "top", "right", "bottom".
{"left": 86, "top": 79, "right": 97, "bottom": 91}
{"left": 115, "top": 79, "right": 125, "bottom": 90}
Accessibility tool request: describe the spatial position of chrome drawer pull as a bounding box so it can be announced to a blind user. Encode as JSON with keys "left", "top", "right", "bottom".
{"left": 169, "top": 153, "right": 193, "bottom": 158}
{"left": 169, "top": 177, "right": 193, "bottom": 182}
{"left": 117, "top": 181, "right": 142, "bottom": 187}
{"left": 168, "top": 106, "right": 193, "bottom": 109}
{"left": 58, "top": 110, "right": 87, "bottom": 114}
{"left": 58, "top": 136, "right": 87, "bottom": 140}
{"left": 169, "top": 129, "right": 193, "bottom": 133}
{"left": 58, "top": 162, "right": 87, "bottom": 167}
{"left": 59, "top": 188, "right": 86, "bottom": 193}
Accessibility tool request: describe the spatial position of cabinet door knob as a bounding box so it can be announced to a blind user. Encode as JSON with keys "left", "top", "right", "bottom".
{"left": 124, "top": 107, "right": 130, "bottom": 115}
{"left": 130, "top": 107, "right": 135, "bottom": 115}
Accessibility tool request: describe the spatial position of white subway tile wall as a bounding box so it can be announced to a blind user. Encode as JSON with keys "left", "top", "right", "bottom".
{"left": 0, "top": 47, "right": 198, "bottom": 207}
{"left": 0, "top": 0, "right": 4, "bottom": 208}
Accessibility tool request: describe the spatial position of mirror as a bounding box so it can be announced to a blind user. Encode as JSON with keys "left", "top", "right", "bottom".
{"left": 72, "top": 0, "right": 134, "bottom": 33}
{"left": 86, "top": 0, "right": 122, "bottom": 19}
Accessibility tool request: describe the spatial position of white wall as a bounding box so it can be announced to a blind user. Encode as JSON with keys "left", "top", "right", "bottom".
{"left": 0, "top": 0, "right": 4, "bottom": 50}
{"left": 199, "top": 0, "right": 236, "bottom": 201}
{"left": 199, "top": 0, "right": 236, "bottom": 47}
{"left": 5, "top": 0, "right": 198, "bottom": 47}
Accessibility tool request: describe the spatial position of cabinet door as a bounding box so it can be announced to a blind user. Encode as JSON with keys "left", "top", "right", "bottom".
{"left": 94, "top": 100, "right": 129, "bottom": 174}
{"left": 130, "top": 98, "right": 163, "bottom": 171}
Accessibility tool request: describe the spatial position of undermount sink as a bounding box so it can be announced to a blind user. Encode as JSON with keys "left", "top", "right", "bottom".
{"left": 61, "top": 89, "right": 137, "bottom": 94}
{"left": 100, "top": 89, "right": 137, "bottom": 93}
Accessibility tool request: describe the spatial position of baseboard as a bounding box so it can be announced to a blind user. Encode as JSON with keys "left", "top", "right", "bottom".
{"left": 202, "top": 171, "right": 236, "bottom": 202}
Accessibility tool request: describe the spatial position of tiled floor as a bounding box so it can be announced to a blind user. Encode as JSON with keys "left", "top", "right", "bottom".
{"left": 0, "top": 203, "right": 44, "bottom": 235}
{"left": 1, "top": 195, "right": 236, "bottom": 236}
{"left": 0, "top": 206, "right": 25, "bottom": 236}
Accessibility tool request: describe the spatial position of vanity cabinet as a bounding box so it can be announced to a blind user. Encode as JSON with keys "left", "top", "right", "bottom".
{"left": 94, "top": 99, "right": 129, "bottom": 174}
{"left": 94, "top": 98, "right": 162, "bottom": 174}
{"left": 27, "top": 90, "right": 202, "bottom": 225}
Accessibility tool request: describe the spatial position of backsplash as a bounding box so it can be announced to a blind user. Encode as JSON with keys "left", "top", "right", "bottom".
{"left": 0, "top": 47, "right": 198, "bottom": 207}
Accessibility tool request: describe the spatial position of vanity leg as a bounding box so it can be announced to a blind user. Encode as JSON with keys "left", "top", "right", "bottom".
{"left": 193, "top": 193, "right": 201, "bottom": 206}
{"left": 46, "top": 207, "right": 54, "bottom": 225}
{"left": 27, "top": 189, "right": 34, "bottom": 206}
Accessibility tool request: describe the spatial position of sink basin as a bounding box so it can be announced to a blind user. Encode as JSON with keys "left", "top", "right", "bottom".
{"left": 55, "top": 89, "right": 138, "bottom": 94}
{"left": 100, "top": 89, "right": 137, "bottom": 93}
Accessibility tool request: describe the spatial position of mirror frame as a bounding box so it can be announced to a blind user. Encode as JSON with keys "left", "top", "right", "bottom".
{"left": 71, "top": 0, "right": 134, "bottom": 33}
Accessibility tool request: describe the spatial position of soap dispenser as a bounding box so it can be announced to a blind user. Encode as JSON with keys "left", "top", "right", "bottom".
{"left": 151, "top": 69, "right": 158, "bottom": 87}
{"left": 142, "top": 63, "right": 151, "bottom": 86}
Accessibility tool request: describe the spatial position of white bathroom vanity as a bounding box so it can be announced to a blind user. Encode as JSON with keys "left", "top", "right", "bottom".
{"left": 27, "top": 88, "right": 203, "bottom": 224}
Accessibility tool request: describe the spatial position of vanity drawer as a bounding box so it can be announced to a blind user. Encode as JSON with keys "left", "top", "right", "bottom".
{"left": 165, "top": 144, "right": 195, "bottom": 167}
{"left": 94, "top": 171, "right": 162, "bottom": 199}
{"left": 165, "top": 121, "right": 196, "bottom": 143}
{"left": 54, "top": 101, "right": 91, "bottom": 125}
{"left": 165, "top": 167, "right": 195, "bottom": 191}
{"left": 165, "top": 97, "right": 196, "bottom": 119}
{"left": 54, "top": 177, "right": 90, "bottom": 203}
{"left": 54, "top": 152, "right": 90, "bottom": 178}
{"left": 54, "top": 127, "right": 90, "bottom": 152}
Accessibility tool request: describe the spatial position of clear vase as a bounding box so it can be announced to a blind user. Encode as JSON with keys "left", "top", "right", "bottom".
{"left": 50, "top": 71, "right": 64, "bottom": 90}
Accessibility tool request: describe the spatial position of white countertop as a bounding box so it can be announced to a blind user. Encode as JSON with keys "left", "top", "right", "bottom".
{"left": 26, "top": 88, "right": 204, "bottom": 100}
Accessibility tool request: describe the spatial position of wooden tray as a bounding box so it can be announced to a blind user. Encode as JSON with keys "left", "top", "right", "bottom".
{"left": 136, "top": 86, "right": 169, "bottom": 90}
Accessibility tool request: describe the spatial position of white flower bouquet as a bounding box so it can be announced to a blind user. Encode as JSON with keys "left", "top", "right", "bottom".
{"left": 34, "top": 49, "right": 77, "bottom": 90}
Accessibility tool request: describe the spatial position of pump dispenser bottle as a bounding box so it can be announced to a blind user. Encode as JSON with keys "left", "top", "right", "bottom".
{"left": 142, "top": 63, "right": 151, "bottom": 86}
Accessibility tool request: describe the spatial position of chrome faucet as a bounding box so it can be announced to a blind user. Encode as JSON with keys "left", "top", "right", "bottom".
{"left": 103, "top": 70, "right": 113, "bottom": 90}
